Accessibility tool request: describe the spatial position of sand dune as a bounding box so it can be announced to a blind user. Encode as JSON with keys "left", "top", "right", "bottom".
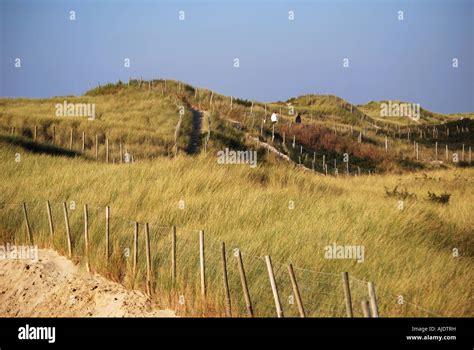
{"left": 0, "top": 248, "right": 175, "bottom": 317}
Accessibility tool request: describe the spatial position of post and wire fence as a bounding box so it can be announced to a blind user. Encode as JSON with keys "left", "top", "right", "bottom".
{"left": 0, "top": 199, "right": 444, "bottom": 318}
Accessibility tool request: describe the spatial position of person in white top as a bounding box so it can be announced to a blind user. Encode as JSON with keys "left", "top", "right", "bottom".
{"left": 270, "top": 112, "right": 278, "bottom": 124}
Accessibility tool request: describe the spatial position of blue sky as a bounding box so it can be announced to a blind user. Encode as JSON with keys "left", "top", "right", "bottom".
{"left": 1, "top": 0, "right": 473, "bottom": 113}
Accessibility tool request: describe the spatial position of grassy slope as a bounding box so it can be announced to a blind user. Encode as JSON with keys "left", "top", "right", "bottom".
{"left": 259, "top": 94, "right": 378, "bottom": 130}
{"left": 0, "top": 138, "right": 472, "bottom": 317}
{"left": 0, "top": 83, "right": 192, "bottom": 158}
{"left": 358, "top": 100, "right": 461, "bottom": 126}
{"left": 3, "top": 80, "right": 470, "bottom": 174}
{"left": 0, "top": 80, "right": 472, "bottom": 317}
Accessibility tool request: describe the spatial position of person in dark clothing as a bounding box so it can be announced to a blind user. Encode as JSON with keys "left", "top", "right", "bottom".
{"left": 295, "top": 113, "right": 302, "bottom": 124}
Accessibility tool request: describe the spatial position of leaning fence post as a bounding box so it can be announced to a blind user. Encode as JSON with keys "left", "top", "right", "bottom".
{"left": 362, "top": 300, "right": 371, "bottom": 318}
{"left": 62, "top": 202, "right": 72, "bottom": 258}
{"left": 221, "top": 242, "right": 232, "bottom": 317}
{"left": 265, "top": 255, "right": 284, "bottom": 318}
{"left": 105, "top": 206, "right": 110, "bottom": 266}
{"left": 288, "top": 264, "right": 305, "bottom": 317}
{"left": 22, "top": 202, "right": 33, "bottom": 245}
{"left": 133, "top": 222, "right": 138, "bottom": 277}
{"left": 235, "top": 249, "right": 254, "bottom": 317}
{"left": 199, "top": 230, "right": 206, "bottom": 298}
{"left": 171, "top": 225, "right": 177, "bottom": 283}
{"left": 46, "top": 200, "right": 54, "bottom": 243}
{"left": 83, "top": 204, "right": 90, "bottom": 272}
{"left": 368, "top": 282, "right": 379, "bottom": 317}
{"left": 342, "top": 272, "right": 353, "bottom": 317}
{"left": 106, "top": 138, "right": 109, "bottom": 163}
{"left": 145, "top": 223, "right": 152, "bottom": 295}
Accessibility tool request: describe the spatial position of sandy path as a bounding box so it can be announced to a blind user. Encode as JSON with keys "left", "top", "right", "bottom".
{"left": 0, "top": 248, "right": 175, "bottom": 317}
{"left": 187, "top": 107, "right": 203, "bottom": 155}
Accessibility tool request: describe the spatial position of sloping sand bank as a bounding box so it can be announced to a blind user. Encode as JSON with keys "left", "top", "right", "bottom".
{"left": 0, "top": 248, "right": 175, "bottom": 317}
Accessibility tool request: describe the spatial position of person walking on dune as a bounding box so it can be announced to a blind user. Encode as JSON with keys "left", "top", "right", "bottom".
{"left": 295, "top": 113, "right": 301, "bottom": 124}
{"left": 271, "top": 112, "right": 278, "bottom": 124}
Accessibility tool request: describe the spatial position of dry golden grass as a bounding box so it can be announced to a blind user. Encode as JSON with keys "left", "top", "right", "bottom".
{"left": 0, "top": 85, "right": 193, "bottom": 159}
{"left": 0, "top": 80, "right": 472, "bottom": 317}
{"left": 0, "top": 135, "right": 472, "bottom": 317}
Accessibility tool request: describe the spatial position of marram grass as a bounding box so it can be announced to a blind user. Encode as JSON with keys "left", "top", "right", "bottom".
{"left": 0, "top": 138, "right": 472, "bottom": 317}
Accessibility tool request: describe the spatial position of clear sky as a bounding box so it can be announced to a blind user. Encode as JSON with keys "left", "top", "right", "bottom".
{"left": 1, "top": 0, "right": 473, "bottom": 113}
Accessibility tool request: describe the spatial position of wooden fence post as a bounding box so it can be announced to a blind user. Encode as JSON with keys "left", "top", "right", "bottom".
{"left": 288, "top": 264, "right": 305, "bottom": 317}
{"left": 106, "top": 138, "right": 109, "bottom": 163}
{"left": 235, "top": 249, "right": 253, "bottom": 317}
{"left": 342, "top": 272, "right": 353, "bottom": 317}
{"left": 361, "top": 300, "right": 371, "bottom": 317}
{"left": 62, "top": 202, "right": 72, "bottom": 258}
{"left": 368, "top": 282, "right": 379, "bottom": 317}
{"left": 69, "top": 128, "right": 73, "bottom": 149}
{"left": 221, "top": 242, "right": 232, "bottom": 317}
{"left": 82, "top": 131, "right": 85, "bottom": 153}
{"left": 95, "top": 135, "right": 99, "bottom": 160}
{"left": 133, "top": 222, "right": 138, "bottom": 277}
{"left": 199, "top": 230, "right": 206, "bottom": 298}
{"left": 34, "top": 125, "right": 37, "bottom": 141}
{"left": 46, "top": 200, "right": 54, "bottom": 242}
{"left": 52, "top": 125, "right": 56, "bottom": 144}
{"left": 171, "top": 225, "right": 176, "bottom": 283}
{"left": 22, "top": 202, "right": 33, "bottom": 245}
{"left": 83, "top": 204, "right": 90, "bottom": 272}
{"left": 120, "top": 142, "right": 123, "bottom": 164}
{"left": 265, "top": 255, "right": 284, "bottom": 318}
{"left": 145, "top": 223, "right": 152, "bottom": 295}
{"left": 105, "top": 206, "right": 110, "bottom": 266}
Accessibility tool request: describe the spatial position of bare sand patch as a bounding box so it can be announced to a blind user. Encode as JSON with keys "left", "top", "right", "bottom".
{"left": 0, "top": 248, "right": 175, "bottom": 317}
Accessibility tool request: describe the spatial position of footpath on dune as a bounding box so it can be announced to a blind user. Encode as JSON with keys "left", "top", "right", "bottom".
{"left": 186, "top": 106, "right": 203, "bottom": 155}
{"left": 0, "top": 248, "right": 175, "bottom": 317}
